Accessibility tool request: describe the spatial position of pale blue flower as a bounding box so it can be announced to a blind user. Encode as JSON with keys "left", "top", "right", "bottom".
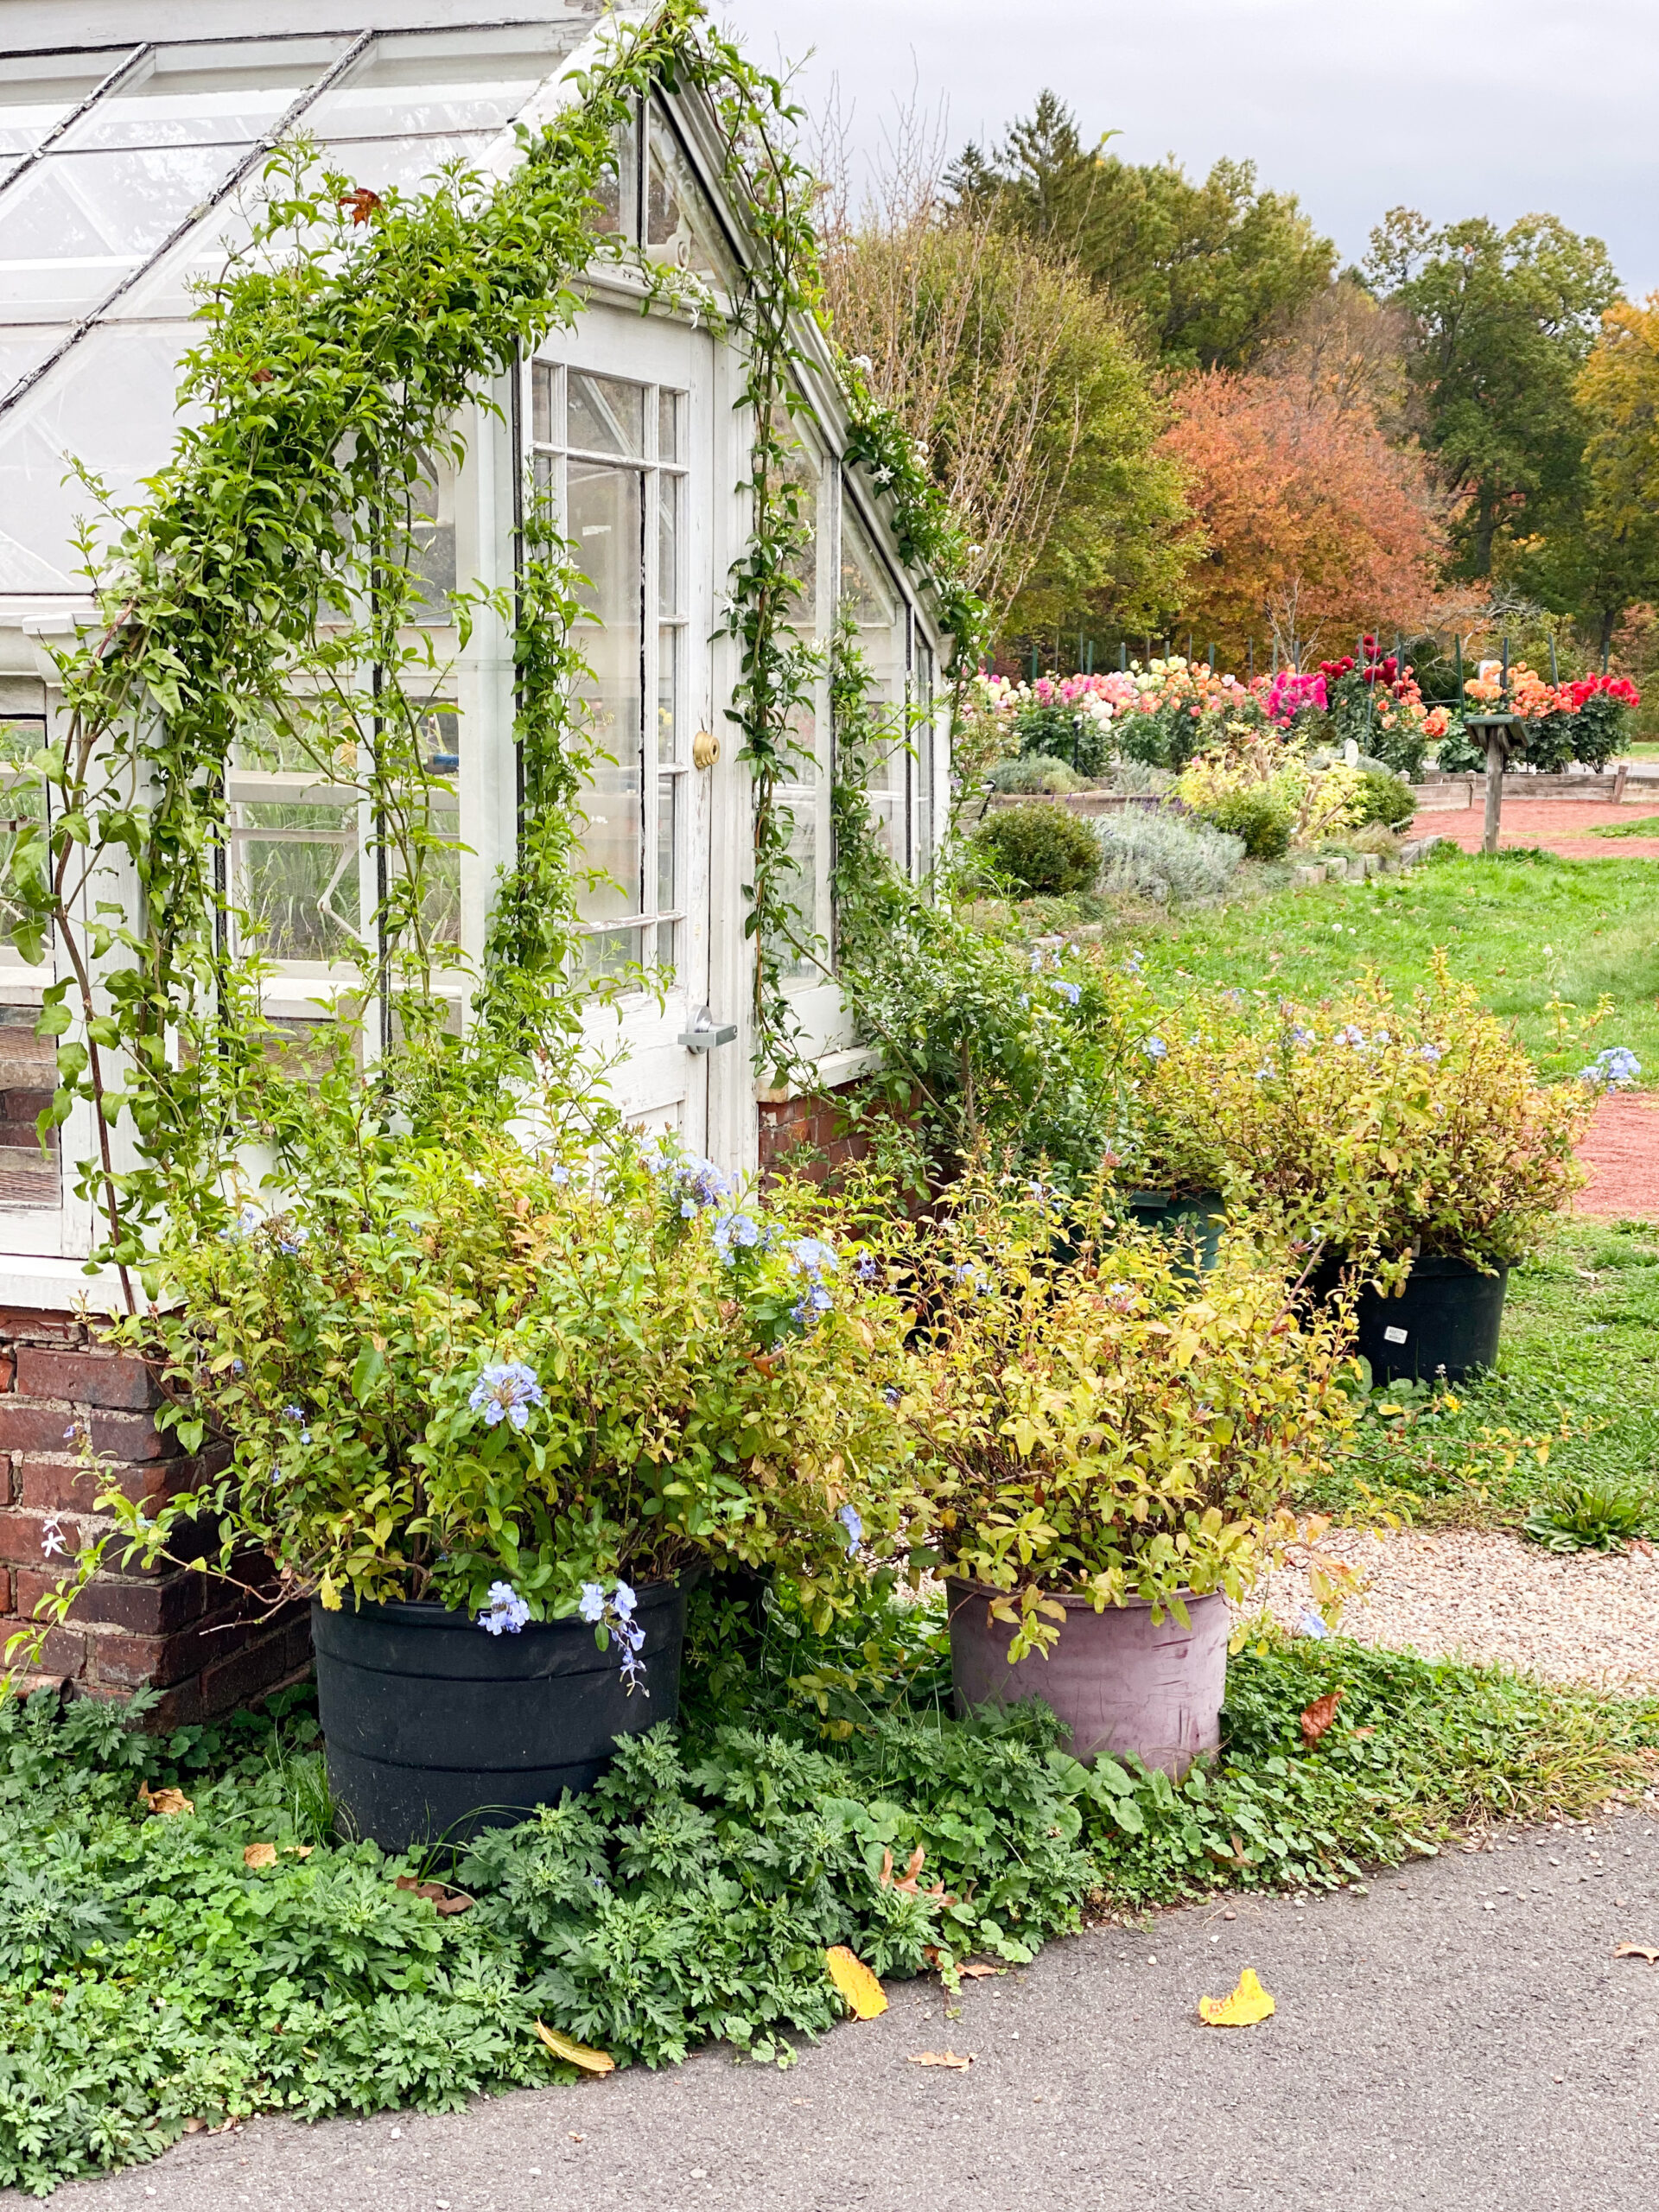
{"left": 788, "top": 1237, "right": 838, "bottom": 1277}
{"left": 1580, "top": 1045, "right": 1642, "bottom": 1090}
{"left": 468, "top": 1359, "right": 544, "bottom": 1431}
{"left": 1298, "top": 1608, "right": 1332, "bottom": 1640}
{"left": 657, "top": 1151, "right": 734, "bottom": 1217}
{"left": 284, "top": 1403, "right": 304, "bottom": 1421}
{"left": 479, "top": 1581, "right": 531, "bottom": 1636}
{"left": 1417, "top": 1042, "right": 1445, "bottom": 1065}
{"left": 1290, "top": 1025, "right": 1317, "bottom": 1049}
{"left": 1334, "top": 1025, "right": 1366, "bottom": 1048}
{"left": 577, "top": 1582, "right": 607, "bottom": 1624}
{"left": 549, "top": 1164, "right": 572, "bottom": 1185}
{"left": 1048, "top": 978, "right": 1082, "bottom": 1007}
{"left": 837, "top": 1503, "right": 863, "bottom": 1554}
{"left": 712, "top": 1211, "right": 766, "bottom": 1261}
{"left": 855, "top": 1252, "right": 880, "bottom": 1283}
{"left": 1141, "top": 1034, "right": 1167, "bottom": 1061}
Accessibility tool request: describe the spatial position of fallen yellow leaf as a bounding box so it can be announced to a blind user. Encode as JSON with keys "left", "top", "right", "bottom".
{"left": 1198, "top": 1967, "right": 1276, "bottom": 2027}
{"left": 532, "top": 2021, "right": 615, "bottom": 2075}
{"left": 824, "top": 1945, "right": 887, "bottom": 2019}
{"left": 137, "top": 1781, "right": 194, "bottom": 1818}
{"left": 243, "top": 1843, "right": 277, "bottom": 1869}
{"left": 1613, "top": 1942, "right": 1659, "bottom": 1963}
{"left": 908, "top": 2050, "right": 973, "bottom": 2069}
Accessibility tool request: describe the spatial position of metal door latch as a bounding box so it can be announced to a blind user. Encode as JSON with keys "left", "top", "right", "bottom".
{"left": 677, "top": 1003, "right": 737, "bottom": 1052}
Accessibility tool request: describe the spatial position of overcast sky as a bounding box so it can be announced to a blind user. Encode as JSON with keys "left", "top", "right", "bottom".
{"left": 720, "top": 0, "right": 1659, "bottom": 299}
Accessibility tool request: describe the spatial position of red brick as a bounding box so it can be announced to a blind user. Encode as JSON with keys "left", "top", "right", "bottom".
{"left": 19, "top": 1455, "right": 170, "bottom": 1515}
{"left": 0, "top": 1351, "right": 14, "bottom": 1392}
{"left": 88, "top": 1411, "right": 181, "bottom": 1464}
{"left": 0, "top": 1505, "right": 85, "bottom": 1567}
{"left": 199, "top": 1625, "right": 306, "bottom": 1715}
{"left": 10, "top": 1564, "right": 207, "bottom": 1635}
{"left": 0, "top": 1402, "right": 89, "bottom": 1455}
{"left": 35, "top": 1624, "right": 89, "bottom": 1678}
{"left": 14, "top": 1347, "right": 160, "bottom": 1411}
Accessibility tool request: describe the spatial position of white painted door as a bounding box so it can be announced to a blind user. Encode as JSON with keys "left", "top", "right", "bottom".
{"left": 529, "top": 303, "right": 727, "bottom": 1154}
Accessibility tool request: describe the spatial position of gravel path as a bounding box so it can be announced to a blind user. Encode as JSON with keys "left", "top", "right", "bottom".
{"left": 1576, "top": 1090, "right": 1659, "bottom": 1217}
{"left": 1248, "top": 1528, "right": 1659, "bottom": 1690}
{"left": 22, "top": 1802, "right": 1659, "bottom": 2212}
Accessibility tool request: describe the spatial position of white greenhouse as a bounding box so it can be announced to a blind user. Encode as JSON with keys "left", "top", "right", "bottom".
{"left": 0, "top": 0, "right": 950, "bottom": 1316}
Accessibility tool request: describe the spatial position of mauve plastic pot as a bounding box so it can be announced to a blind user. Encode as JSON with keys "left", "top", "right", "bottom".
{"left": 1311, "top": 1251, "right": 1510, "bottom": 1382}
{"left": 947, "top": 1578, "right": 1230, "bottom": 1778}
{"left": 311, "top": 1583, "right": 684, "bottom": 1852}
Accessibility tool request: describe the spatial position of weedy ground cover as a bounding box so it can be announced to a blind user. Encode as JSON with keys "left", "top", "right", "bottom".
{"left": 3, "top": 1605, "right": 1656, "bottom": 2196}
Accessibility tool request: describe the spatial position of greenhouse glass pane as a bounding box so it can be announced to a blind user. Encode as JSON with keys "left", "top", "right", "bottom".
{"left": 55, "top": 37, "right": 346, "bottom": 149}
{"left": 306, "top": 33, "right": 552, "bottom": 138}
{"left": 0, "top": 145, "right": 245, "bottom": 321}
{"left": 0, "top": 327, "right": 61, "bottom": 403}
{"left": 0, "top": 54, "right": 119, "bottom": 155}
{"left": 0, "top": 324, "right": 194, "bottom": 593}
{"left": 310, "top": 135, "right": 496, "bottom": 198}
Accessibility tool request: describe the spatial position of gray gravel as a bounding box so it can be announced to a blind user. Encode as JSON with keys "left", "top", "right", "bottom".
{"left": 18, "top": 1796, "right": 1659, "bottom": 2212}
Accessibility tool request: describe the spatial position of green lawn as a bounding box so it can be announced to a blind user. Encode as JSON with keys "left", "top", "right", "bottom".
{"left": 1130, "top": 847, "right": 1659, "bottom": 1082}
{"left": 1095, "top": 846, "right": 1659, "bottom": 1534}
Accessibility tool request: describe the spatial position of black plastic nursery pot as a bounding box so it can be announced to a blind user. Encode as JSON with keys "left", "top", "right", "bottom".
{"left": 1125, "top": 1189, "right": 1226, "bottom": 1274}
{"left": 1313, "top": 1252, "right": 1510, "bottom": 1383}
{"left": 311, "top": 1583, "right": 685, "bottom": 1852}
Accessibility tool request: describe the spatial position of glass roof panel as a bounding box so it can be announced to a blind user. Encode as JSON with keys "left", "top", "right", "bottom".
{"left": 0, "top": 321, "right": 197, "bottom": 593}
{"left": 0, "top": 143, "right": 245, "bottom": 324}
{"left": 55, "top": 37, "right": 349, "bottom": 150}
{"left": 0, "top": 327, "right": 61, "bottom": 399}
{"left": 305, "top": 27, "right": 575, "bottom": 137}
{"left": 0, "top": 52, "right": 129, "bottom": 156}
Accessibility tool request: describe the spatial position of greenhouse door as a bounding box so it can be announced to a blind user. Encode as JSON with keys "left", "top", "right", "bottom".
{"left": 530, "top": 306, "right": 732, "bottom": 1156}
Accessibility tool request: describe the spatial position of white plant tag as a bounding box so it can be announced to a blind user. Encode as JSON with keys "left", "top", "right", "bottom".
{"left": 1382, "top": 1325, "right": 1408, "bottom": 1344}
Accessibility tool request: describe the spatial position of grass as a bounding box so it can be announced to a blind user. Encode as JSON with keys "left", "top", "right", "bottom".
{"left": 1126, "top": 845, "right": 1659, "bottom": 1081}
{"left": 1590, "top": 812, "right": 1659, "bottom": 838}
{"left": 1298, "top": 1218, "right": 1659, "bottom": 1530}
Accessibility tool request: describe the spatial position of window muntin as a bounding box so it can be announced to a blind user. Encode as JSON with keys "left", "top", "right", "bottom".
{"left": 840, "top": 500, "right": 912, "bottom": 874}
{"left": 531, "top": 357, "right": 688, "bottom": 982}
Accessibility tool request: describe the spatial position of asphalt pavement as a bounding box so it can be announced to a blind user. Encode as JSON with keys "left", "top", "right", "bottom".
{"left": 18, "top": 1797, "right": 1659, "bottom": 2212}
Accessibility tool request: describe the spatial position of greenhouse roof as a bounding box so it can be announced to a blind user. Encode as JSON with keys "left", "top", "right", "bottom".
{"left": 0, "top": 10, "right": 613, "bottom": 594}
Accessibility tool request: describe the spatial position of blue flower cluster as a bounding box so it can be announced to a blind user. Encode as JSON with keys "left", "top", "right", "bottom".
{"left": 468, "top": 1359, "right": 544, "bottom": 1431}
{"left": 1141, "top": 1034, "right": 1167, "bottom": 1062}
{"left": 1580, "top": 1045, "right": 1642, "bottom": 1090}
{"left": 655, "top": 1149, "right": 734, "bottom": 1217}
{"left": 478, "top": 1580, "right": 531, "bottom": 1636}
{"left": 787, "top": 1235, "right": 838, "bottom": 1325}
{"left": 711, "top": 1209, "right": 774, "bottom": 1262}
{"left": 579, "top": 1578, "right": 647, "bottom": 1692}
{"left": 836, "top": 1503, "right": 863, "bottom": 1555}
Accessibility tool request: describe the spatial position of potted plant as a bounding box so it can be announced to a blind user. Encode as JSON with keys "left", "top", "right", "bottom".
{"left": 88, "top": 1131, "right": 906, "bottom": 1848}
{"left": 1111, "top": 986, "right": 1249, "bottom": 1271}
{"left": 887, "top": 1179, "right": 1351, "bottom": 1775}
{"left": 1222, "top": 961, "right": 1611, "bottom": 1380}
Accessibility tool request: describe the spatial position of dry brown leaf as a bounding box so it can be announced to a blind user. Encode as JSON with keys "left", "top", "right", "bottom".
{"left": 908, "top": 2050, "right": 973, "bottom": 2069}
{"left": 824, "top": 1945, "right": 887, "bottom": 2018}
{"left": 289, "top": 1846, "right": 314, "bottom": 1859}
{"left": 1613, "top": 1942, "right": 1659, "bottom": 1963}
{"left": 878, "top": 1844, "right": 954, "bottom": 1904}
{"left": 182, "top": 2118, "right": 207, "bottom": 2134}
{"left": 532, "top": 2021, "right": 615, "bottom": 2075}
{"left": 1300, "top": 1690, "right": 1343, "bottom": 1746}
{"left": 1198, "top": 1967, "right": 1276, "bottom": 2027}
{"left": 137, "top": 1781, "right": 194, "bottom": 1818}
{"left": 243, "top": 1843, "right": 277, "bottom": 1870}
{"left": 395, "top": 1875, "right": 473, "bottom": 1916}
{"left": 957, "top": 1961, "right": 1003, "bottom": 1980}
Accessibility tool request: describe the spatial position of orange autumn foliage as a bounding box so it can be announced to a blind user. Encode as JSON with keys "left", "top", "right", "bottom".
{"left": 1160, "top": 370, "right": 1446, "bottom": 664}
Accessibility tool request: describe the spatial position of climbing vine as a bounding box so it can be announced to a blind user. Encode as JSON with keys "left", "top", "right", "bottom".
{"left": 1, "top": 2, "right": 982, "bottom": 1285}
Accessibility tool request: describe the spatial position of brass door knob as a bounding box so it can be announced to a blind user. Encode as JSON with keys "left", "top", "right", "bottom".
{"left": 692, "top": 728, "right": 719, "bottom": 770}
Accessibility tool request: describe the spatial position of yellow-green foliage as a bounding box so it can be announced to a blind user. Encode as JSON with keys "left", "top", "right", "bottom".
{"left": 885, "top": 1178, "right": 1354, "bottom": 1655}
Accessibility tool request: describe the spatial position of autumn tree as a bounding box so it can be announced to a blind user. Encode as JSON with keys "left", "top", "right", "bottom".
{"left": 818, "top": 122, "right": 1191, "bottom": 638}
{"left": 951, "top": 92, "right": 1335, "bottom": 371}
{"left": 1160, "top": 371, "right": 1446, "bottom": 667}
{"left": 1365, "top": 210, "right": 1619, "bottom": 579}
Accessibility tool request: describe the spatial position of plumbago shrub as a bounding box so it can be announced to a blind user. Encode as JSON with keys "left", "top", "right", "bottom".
{"left": 1218, "top": 963, "right": 1596, "bottom": 1291}
{"left": 56, "top": 1131, "right": 911, "bottom": 1649}
{"left": 887, "top": 1178, "right": 1354, "bottom": 1656}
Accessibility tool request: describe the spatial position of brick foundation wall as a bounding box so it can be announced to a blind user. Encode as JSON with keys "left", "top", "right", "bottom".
{"left": 757, "top": 1081, "right": 873, "bottom": 1181}
{"left": 0, "top": 1310, "right": 310, "bottom": 1724}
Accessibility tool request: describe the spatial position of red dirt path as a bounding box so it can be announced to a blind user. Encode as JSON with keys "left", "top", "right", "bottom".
{"left": 1575, "top": 1090, "right": 1659, "bottom": 1219}
{"left": 1411, "top": 792, "right": 1659, "bottom": 860}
